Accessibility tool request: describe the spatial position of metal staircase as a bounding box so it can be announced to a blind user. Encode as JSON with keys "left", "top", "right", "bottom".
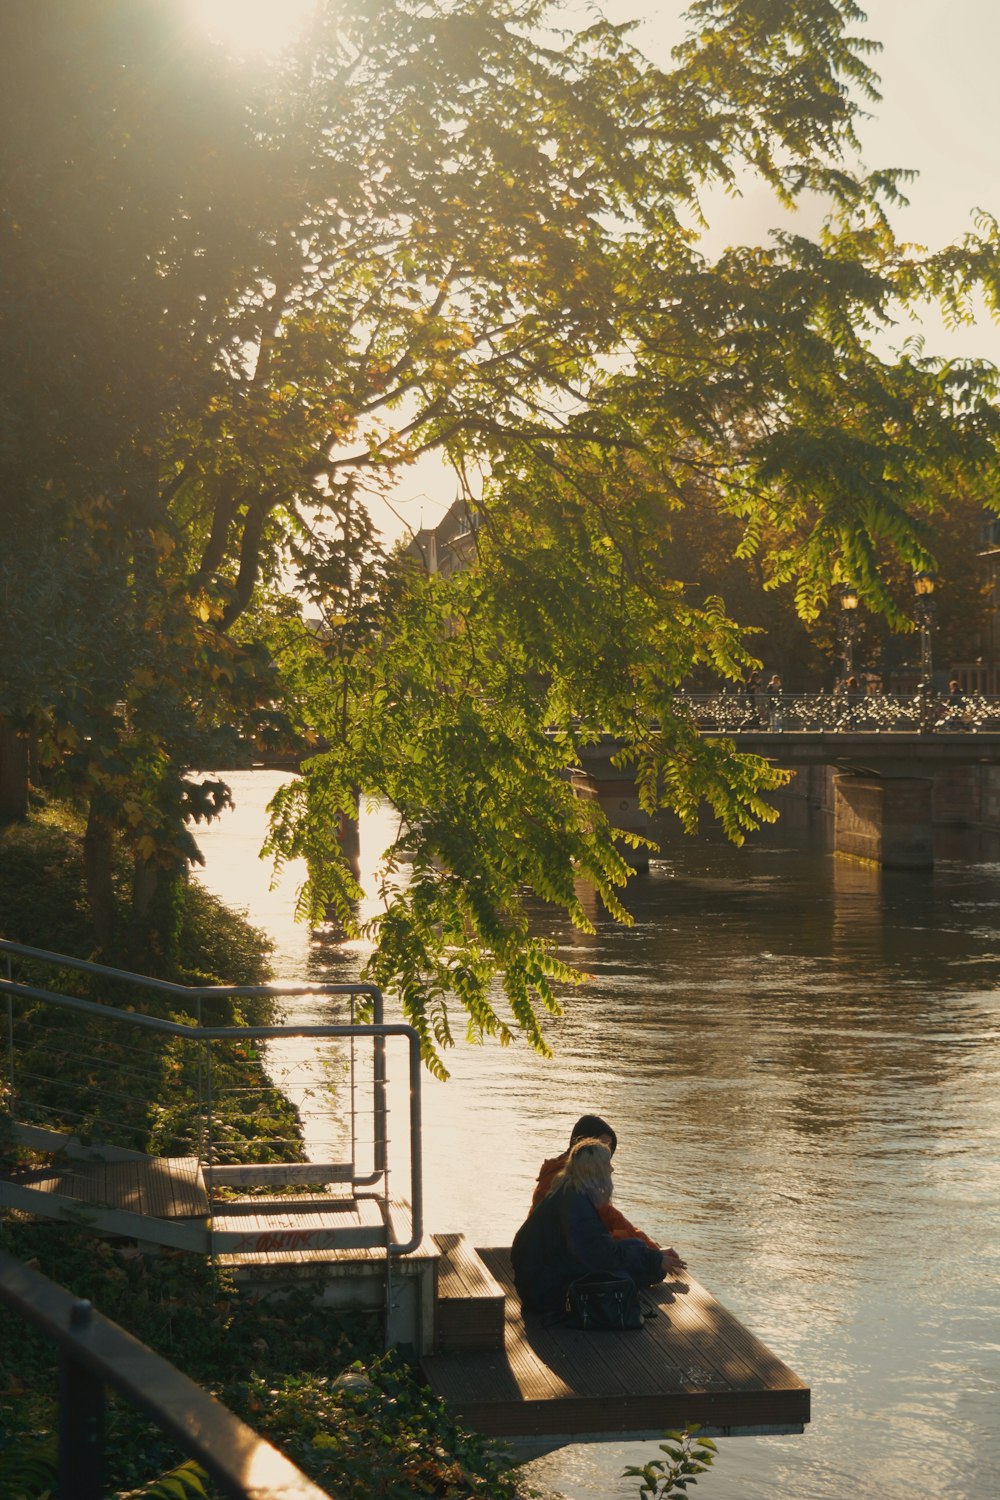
{"left": 1, "top": 940, "right": 437, "bottom": 1348}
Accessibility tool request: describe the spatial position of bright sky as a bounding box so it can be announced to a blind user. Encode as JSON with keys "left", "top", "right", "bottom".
{"left": 394, "top": 1, "right": 1000, "bottom": 539}
{"left": 582, "top": 0, "right": 1000, "bottom": 351}
{"left": 191, "top": 1, "right": 1000, "bottom": 539}
{"left": 189, "top": 0, "right": 316, "bottom": 56}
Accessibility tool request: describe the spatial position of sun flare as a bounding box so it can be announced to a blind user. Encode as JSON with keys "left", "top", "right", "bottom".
{"left": 190, "top": 0, "right": 318, "bottom": 58}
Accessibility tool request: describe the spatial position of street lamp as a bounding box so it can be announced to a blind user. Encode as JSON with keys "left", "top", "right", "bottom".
{"left": 838, "top": 583, "right": 860, "bottom": 680}
{"left": 913, "top": 571, "right": 936, "bottom": 684}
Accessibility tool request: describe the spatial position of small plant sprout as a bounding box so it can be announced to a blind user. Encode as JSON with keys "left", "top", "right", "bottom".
{"left": 622, "top": 1424, "right": 718, "bottom": 1500}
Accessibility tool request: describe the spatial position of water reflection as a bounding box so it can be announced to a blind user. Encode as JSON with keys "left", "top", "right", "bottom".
{"left": 194, "top": 772, "right": 1000, "bottom": 1500}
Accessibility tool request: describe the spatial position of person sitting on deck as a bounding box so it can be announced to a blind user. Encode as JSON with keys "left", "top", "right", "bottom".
{"left": 532, "top": 1114, "right": 685, "bottom": 1278}
{"left": 512, "top": 1138, "right": 666, "bottom": 1317}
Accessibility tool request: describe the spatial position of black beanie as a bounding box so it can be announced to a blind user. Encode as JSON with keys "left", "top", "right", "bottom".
{"left": 569, "top": 1114, "right": 617, "bottom": 1156}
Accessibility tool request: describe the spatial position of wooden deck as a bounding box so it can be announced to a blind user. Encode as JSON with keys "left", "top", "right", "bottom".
{"left": 12, "top": 1156, "right": 210, "bottom": 1220}
{"left": 3, "top": 1143, "right": 440, "bottom": 1352}
{"left": 420, "top": 1249, "right": 810, "bottom": 1442}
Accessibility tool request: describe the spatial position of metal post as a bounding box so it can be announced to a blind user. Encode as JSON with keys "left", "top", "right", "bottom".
{"left": 913, "top": 572, "right": 936, "bottom": 690}
{"left": 5, "top": 991, "right": 14, "bottom": 1117}
{"left": 58, "top": 1300, "right": 104, "bottom": 1499}
{"left": 203, "top": 1038, "right": 214, "bottom": 1206}
{"left": 350, "top": 993, "right": 357, "bottom": 1174}
{"left": 408, "top": 1029, "right": 422, "bottom": 1244}
{"left": 838, "top": 583, "right": 859, "bottom": 684}
{"left": 373, "top": 1032, "right": 387, "bottom": 1178}
{"left": 195, "top": 995, "right": 203, "bottom": 1164}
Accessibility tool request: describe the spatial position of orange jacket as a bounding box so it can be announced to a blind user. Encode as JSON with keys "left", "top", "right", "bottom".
{"left": 530, "top": 1151, "right": 659, "bottom": 1249}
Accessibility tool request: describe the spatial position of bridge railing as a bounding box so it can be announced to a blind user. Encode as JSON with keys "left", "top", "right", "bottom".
{"left": 676, "top": 692, "right": 1000, "bottom": 735}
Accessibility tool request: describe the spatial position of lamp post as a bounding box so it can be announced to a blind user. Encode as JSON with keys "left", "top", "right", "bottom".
{"left": 838, "top": 583, "right": 860, "bottom": 682}
{"left": 913, "top": 572, "right": 936, "bottom": 684}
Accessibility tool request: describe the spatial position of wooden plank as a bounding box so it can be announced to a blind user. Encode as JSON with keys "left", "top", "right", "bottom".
{"left": 673, "top": 1275, "right": 805, "bottom": 1390}
{"left": 657, "top": 1276, "right": 793, "bottom": 1392}
{"left": 434, "top": 1234, "right": 505, "bottom": 1352}
{"left": 204, "top": 1163, "right": 355, "bottom": 1187}
{"left": 211, "top": 1195, "right": 358, "bottom": 1217}
{"left": 420, "top": 1248, "right": 810, "bottom": 1441}
{"left": 435, "top": 1233, "right": 505, "bottom": 1300}
{"left": 0, "top": 1179, "right": 210, "bottom": 1254}
{"left": 211, "top": 1222, "right": 391, "bottom": 1255}
{"left": 213, "top": 1198, "right": 439, "bottom": 1268}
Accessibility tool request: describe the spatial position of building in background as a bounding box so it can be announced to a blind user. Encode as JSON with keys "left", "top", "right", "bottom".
{"left": 405, "top": 497, "right": 479, "bottom": 578}
{"left": 950, "top": 514, "right": 1000, "bottom": 695}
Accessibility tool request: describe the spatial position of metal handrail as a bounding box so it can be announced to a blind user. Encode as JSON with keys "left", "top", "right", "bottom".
{"left": 0, "top": 977, "right": 423, "bottom": 1255}
{"left": 0, "top": 937, "right": 383, "bottom": 1012}
{"left": 0, "top": 939, "right": 388, "bottom": 1190}
{"left": 0, "top": 1249, "right": 332, "bottom": 1500}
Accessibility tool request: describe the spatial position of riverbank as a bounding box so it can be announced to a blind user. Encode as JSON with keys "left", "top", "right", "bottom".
{"left": 190, "top": 769, "right": 1000, "bottom": 1500}
{"left": 0, "top": 803, "right": 529, "bottom": 1499}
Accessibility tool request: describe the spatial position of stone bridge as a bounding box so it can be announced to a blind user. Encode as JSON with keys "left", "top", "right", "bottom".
{"left": 576, "top": 693, "right": 1000, "bottom": 872}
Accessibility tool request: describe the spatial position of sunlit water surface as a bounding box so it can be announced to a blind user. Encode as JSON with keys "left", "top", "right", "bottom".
{"left": 194, "top": 771, "right": 1000, "bottom": 1500}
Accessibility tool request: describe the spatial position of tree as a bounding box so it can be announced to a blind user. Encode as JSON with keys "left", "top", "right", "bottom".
{"left": 0, "top": 0, "right": 294, "bottom": 952}
{"left": 3, "top": 1, "right": 1000, "bottom": 1059}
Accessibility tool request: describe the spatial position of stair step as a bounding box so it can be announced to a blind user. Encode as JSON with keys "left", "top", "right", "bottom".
{"left": 12, "top": 1156, "right": 209, "bottom": 1220}
{"left": 433, "top": 1233, "right": 506, "bottom": 1352}
{"left": 204, "top": 1162, "right": 354, "bottom": 1188}
{"left": 212, "top": 1194, "right": 357, "bottom": 1217}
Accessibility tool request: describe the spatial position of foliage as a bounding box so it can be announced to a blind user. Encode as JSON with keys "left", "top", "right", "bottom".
{"left": 0, "top": 802, "right": 97, "bottom": 958}
{"left": 3, "top": 2, "right": 1000, "bottom": 1062}
{"left": 0, "top": 1439, "right": 210, "bottom": 1500}
{"left": 656, "top": 474, "right": 999, "bottom": 687}
{"left": 238, "top": 1354, "right": 519, "bottom": 1499}
{"left": 623, "top": 1424, "right": 718, "bottom": 1500}
{"left": 0, "top": 801, "right": 288, "bottom": 1159}
{"left": 0, "top": 799, "right": 273, "bottom": 988}
{"left": 120, "top": 1459, "right": 209, "bottom": 1500}
{"left": 0, "top": 1428, "right": 57, "bottom": 1500}
{"left": 0, "top": 1217, "right": 525, "bottom": 1500}
{"left": 0, "top": 831, "right": 527, "bottom": 1500}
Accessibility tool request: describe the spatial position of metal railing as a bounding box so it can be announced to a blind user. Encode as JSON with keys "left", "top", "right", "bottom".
{"left": 0, "top": 942, "right": 422, "bottom": 1254}
{"left": 0, "top": 1248, "right": 331, "bottom": 1500}
{"left": 2, "top": 939, "right": 385, "bottom": 1179}
{"left": 675, "top": 691, "right": 1000, "bottom": 735}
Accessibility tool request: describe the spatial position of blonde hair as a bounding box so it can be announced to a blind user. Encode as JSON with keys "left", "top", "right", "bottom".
{"left": 552, "top": 1137, "right": 613, "bottom": 1206}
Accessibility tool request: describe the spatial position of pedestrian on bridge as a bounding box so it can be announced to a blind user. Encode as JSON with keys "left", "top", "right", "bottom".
{"left": 947, "top": 678, "right": 968, "bottom": 730}
{"left": 742, "top": 669, "right": 761, "bottom": 728}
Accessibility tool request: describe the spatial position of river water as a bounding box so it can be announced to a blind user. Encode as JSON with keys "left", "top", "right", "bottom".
{"left": 194, "top": 770, "right": 1000, "bottom": 1500}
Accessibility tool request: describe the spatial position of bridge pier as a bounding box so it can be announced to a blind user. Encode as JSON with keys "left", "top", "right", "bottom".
{"left": 833, "top": 774, "right": 934, "bottom": 870}
{"left": 570, "top": 770, "right": 654, "bottom": 871}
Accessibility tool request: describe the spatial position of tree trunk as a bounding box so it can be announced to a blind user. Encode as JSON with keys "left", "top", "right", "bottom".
{"left": 130, "top": 857, "right": 185, "bottom": 975}
{"left": 0, "top": 719, "right": 29, "bottom": 823}
{"left": 83, "top": 800, "right": 117, "bottom": 953}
